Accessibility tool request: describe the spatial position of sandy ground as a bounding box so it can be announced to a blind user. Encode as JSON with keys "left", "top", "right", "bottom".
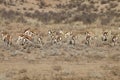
{"left": 0, "top": 34, "right": 120, "bottom": 80}
{"left": 0, "top": 0, "right": 120, "bottom": 79}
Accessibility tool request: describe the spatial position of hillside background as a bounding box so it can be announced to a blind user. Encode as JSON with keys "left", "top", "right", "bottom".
{"left": 0, "top": 0, "right": 120, "bottom": 27}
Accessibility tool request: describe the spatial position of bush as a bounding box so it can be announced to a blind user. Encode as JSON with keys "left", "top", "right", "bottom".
{"left": 17, "top": 16, "right": 27, "bottom": 23}
{"left": 23, "top": 7, "right": 27, "bottom": 10}
{"left": 24, "top": 12, "right": 32, "bottom": 17}
{"left": 39, "top": 0, "right": 46, "bottom": 8}
{"left": 0, "top": 0, "right": 4, "bottom": 4}
{"left": 29, "top": 8, "right": 34, "bottom": 11}
{"left": 101, "top": 0, "right": 109, "bottom": 4}
{"left": 109, "top": 2, "right": 118, "bottom": 8}
{"left": 0, "top": 9, "right": 22, "bottom": 22}
{"left": 72, "top": 12, "right": 98, "bottom": 24}
{"left": 0, "top": 9, "right": 16, "bottom": 20}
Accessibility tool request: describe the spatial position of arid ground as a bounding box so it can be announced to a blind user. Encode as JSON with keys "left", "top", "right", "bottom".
{"left": 0, "top": 0, "right": 120, "bottom": 80}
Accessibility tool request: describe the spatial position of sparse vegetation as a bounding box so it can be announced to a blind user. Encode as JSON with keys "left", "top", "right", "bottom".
{"left": 0, "top": 0, "right": 120, "bottom": 80}
{"left": 0, "top": 0, "right": 119, "bottom": 25}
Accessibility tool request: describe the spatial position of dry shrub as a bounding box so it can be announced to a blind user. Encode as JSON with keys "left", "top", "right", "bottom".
{"left": 39, "top": 0, "right": 46, "bottom": 8}
{"left": 0, "top": 0, "right": 119, "bottom": 25}
{"left": 100, "top": 11, "right": 116, "bottom": 25}
{"left": 56, "top": 4, "right": 66, "bottom": 9}
{"left": 21, "top": 0, "right": 26, "bottom": 3}
{"left": 101, "top": 17, "right": 111, "bottom": 25}
{"left": 25, "top": 10, "right": 70, "bottom": 24}
{"left": 28, "top": 8, "right": 34, "bottom": 11}
{"left": 52, "top": 65, "right": 62, "bottom": 72}
{"left": 24, "top": 12, "right": 32, "bottom": 17}
{"left": 101, "top": 0, "right": 110, "bottom": 4}
{"left": 72, "top": 12, "right": 98, "bottom": 24}
{"left": 0, "top": 53, "right": 4, "bottom": 61}
{"left": 0, "top": 0, "right": 4, "bottom": 4}
{"left": 110, "top": 53, "right": 120, "bottom": 61}
{"left": 109, "top": 2, "right": 118, "bottom": 8}
{"left": 23, "top": 7, "right": 27, "bottom": 10}
{"left": 0, "top": 9, "right": 27, "bottom": 23}
{"left": 0, "top": 9, "right": 22, "bottom": 21}
{"left": 110, "top": 66, "right": 120, "bottom": 76}
{"left": 18, "top": 75, "right": 31, "bottom": 80}
{"left": 17, "top": 16, "right": 27, "bottom": 23}
{"left": 18, "top": 69, "right": 27, "bottom": 74}
{"left": 78, "top": 3, "right": 94, "bottom": 11}
{"left": 0, "top": 9, "right": 15, "bottom": 20}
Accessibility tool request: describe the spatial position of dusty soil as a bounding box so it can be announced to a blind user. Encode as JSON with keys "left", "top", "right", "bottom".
{"left": 0, "top": 0, "right": 120, "bottom": 80}
{"left": 0, "top": 25, "right": 120, "bottom": 80}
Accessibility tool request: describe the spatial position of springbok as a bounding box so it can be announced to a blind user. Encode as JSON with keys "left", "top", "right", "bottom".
{"left": 86, "top": 35, "right": 91, "bottom": 46}
{"left": 48, "top": 30, "right": 53, "bottom": 36}
{"left": 50, "top": 35, "right": 62, "bottom": 44}
{"left": 48, "top": 30, "right": 56, "bottom": 44}
{"left": 16, "top": 34, "right": 33, "bottom": 46}
{"left": 59, "top": 29, "right": 64, "bottom": 35}
{"left": 35, "top": 33, "right": 44, "bottom": 45}
{"left": 48, "top": 29, "right": 63, "bottom": 44}
{"left": 24, "top": 28, "right": 35, "bottom": 37}
{"left": 112, "top": 35, "right": 119, "bottom": 46}
{"left": 1, "top": 31, "right": 12, "bottom": 47}
{"left": 54, "top": 35, "right": 62, "bottom": 44}
{"left": 85, "top": 31, "right": 91, "bottom": 46}
{"left": 69, "top": 35, "right": 75, "bottom": 45}
{"left": 16, "top": 34, "right": 26, "bottom": 45}
{"left": 64, "top": 31, "right": 72, "bottom": 38}
{"left": 102, "top": 32, "right": 108, "bottom": 41}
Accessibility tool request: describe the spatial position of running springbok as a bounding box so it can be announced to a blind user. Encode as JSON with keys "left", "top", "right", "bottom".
{"left": 24, "top": 28, "right": 44, "bottom": 45}
{"left": 102, "top": 31, "right": 108, "bottom": 41}
{"left": 69, "top": 35, "right": 75, "bottom": 45}
{"left": 35, "top": 33, "right": 44, "bottom": 45}
{"left": 48, "top": 30, "right": 53, "bottom": 37}
{"left": 85, "top": 31, "right": 91, "bottom": 46}
{"left": 54, "top": 35, "right": 62, "bottom": 44}
{"left": 50, "top": 34, "right": 62, "bottom": 44}
{"left": 64, "top": 31, "right": 72, "bottom": 38}
{"left": 24, "top": 28, "right": 35, "bottom": 37}
{"left": 1, "top": 31, "right": 12, "bottom": 47}
{"left": 16, "top": 34, "right": 33, "bottom": 46}
{"left": 112, "top": 35, "right": 119, "bottom": 46}
{"left": 48, "top": 29, "right": 63, "bottom": 44}
{"left": 16, "top": 34, "right": 26, "bottom": 45}
{"left": 48, "top": 30, "right": 56, "bottom": 44}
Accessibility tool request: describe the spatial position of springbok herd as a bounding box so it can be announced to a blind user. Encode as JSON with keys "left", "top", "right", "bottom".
{"left": 1, "top": 28, "right": 120, "bottom": 49}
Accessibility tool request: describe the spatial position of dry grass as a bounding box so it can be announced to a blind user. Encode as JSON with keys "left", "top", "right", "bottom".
{"left": 0, "top": 0, "right": 119, "bottom": 25}
{"left": 0, "top": 0, "right": 120, "bottom": 80}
